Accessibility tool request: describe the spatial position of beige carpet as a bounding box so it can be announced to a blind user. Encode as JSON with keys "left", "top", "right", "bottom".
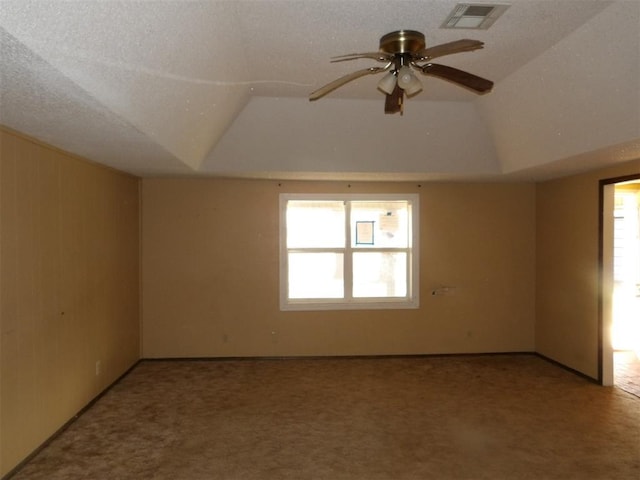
{"left": 9, "top": 355, "right": 640, "bottom": 479}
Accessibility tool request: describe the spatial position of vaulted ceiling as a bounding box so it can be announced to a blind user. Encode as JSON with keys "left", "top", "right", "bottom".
{"left": 1, "top": 1, "right": 638, "bottom": 181}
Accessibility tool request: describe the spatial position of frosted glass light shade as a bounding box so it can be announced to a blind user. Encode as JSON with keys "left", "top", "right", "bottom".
{"left": 397, "top": 66, "right": 423, "bottom": 96}
{"left": 377, "top": 72, "right": 397, "bottom": 95}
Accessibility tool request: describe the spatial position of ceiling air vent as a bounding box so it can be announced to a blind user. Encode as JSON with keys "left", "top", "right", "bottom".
{"left": 442, "top": 3, "right": 510, "bottom": 30}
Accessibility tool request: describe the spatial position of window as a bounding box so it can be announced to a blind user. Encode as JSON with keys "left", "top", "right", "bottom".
{"left": 279, "top": 194, "right": 419, "bottom": 310}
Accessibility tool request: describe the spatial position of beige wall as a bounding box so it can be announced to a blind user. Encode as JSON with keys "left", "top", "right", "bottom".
{"left": 142, "top": 179, "right": 536, "bottom": 358}
{"left": 0, "top": 128, "right": 140, "bottom": 476}
{"left": 536, "top": 159, "right": 640, "bottom": 379}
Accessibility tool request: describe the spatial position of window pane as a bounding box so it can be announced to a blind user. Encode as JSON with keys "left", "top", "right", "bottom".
{"left": 287, "top": 201, "right": 345, "bottom": 248}
{"left": 352, "top": 252, "right": 407, "bottom": 298}
{"left": 351, "top": 201, "right": 410, "bottom": 248}
{"left": 288, "top": 252, "right": 344, "bottom": 299}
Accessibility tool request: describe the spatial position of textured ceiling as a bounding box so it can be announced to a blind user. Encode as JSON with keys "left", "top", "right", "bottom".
{"left": 0, "top": 0, "right": 638, "bottom": 181}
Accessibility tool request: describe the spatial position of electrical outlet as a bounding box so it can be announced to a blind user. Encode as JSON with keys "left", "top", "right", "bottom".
{"left": 95, "top": 360, "right": 101, "bottom": 376}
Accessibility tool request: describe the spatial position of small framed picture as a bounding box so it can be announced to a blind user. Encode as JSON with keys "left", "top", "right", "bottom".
{"left": 355, "top": 221, "right": 375, "bottom": 245}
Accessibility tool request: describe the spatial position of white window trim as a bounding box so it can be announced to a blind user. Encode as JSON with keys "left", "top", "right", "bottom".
{"left": 279, "top": 193, "right": 420, "bottom": 311}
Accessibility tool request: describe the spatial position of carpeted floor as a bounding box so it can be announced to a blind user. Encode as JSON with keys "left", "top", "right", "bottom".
{"left": 8, "top": 355, "right": 640, "bottom": 479}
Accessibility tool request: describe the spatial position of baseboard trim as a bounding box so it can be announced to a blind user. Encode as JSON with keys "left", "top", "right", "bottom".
{"left": 534, "top": 353, "right": 599, "bottom": 384}
{"left": 143, "top": 352, "right": 600, "bottom": 385}
{"left": 2, "top": 359, "right": 142, "bottom": 480}
{"left": 142, "top": 351, "right": 537, "bottom": 363}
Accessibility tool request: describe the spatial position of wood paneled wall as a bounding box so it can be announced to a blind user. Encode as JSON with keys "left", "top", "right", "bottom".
{"left": 0, "top": 128, "right": 140, "bottom": 476}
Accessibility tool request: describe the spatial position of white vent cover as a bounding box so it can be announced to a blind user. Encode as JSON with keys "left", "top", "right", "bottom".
{"left": 442, "top": 3, "right": 510, "bottom": 29}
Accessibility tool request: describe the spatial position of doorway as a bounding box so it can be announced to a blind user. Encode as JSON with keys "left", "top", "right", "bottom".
{"left": 600, "top": 176, "right": 640, "bottom": 393}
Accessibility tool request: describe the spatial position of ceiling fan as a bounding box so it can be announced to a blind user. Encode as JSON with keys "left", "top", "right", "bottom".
{"left": 309, "top": 30, "right": 493, "bottom": 115}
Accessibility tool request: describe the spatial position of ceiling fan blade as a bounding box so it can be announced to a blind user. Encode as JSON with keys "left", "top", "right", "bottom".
{"left": 331, "top": 52, "right": 394, "bottom": 63}
{"left": 415, "top": 39, "right": 484, "bottom": 61}
{"left": 418, "top": 63, "right": 493, "bottom": 94}
{"left": 309, "top": 66, "right": 389, "bottom": 101}
{"left": 384, "top": 84, "right": 403, "bottom": 114}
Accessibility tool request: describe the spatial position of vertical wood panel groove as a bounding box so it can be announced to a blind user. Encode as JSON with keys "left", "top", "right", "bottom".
{"left": 0, "top": 130, "right": 140, "bottom": 477}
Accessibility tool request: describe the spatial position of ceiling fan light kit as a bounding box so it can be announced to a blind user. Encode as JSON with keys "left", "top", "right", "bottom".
{"left": 309, "top": 30, "right": 494, "bottom": 115}
{"left": 397, "top": 66, "right": 423, "bottom": 96}
{"left": 377, "top": 71, "right": 397, "bottom": 95}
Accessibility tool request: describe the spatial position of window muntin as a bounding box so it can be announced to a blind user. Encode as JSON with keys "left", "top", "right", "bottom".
{"left": 280, "top": 194, "right": 419, "bottom": 310}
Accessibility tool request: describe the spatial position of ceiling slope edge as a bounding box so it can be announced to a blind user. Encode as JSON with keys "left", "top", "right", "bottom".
{"left": 0, "top": 27, "right": 196, "bottom": 175}
{"left": 0, "top": 1, "right": 253, "bottom": 173}
{"left": 202, "top": 96, "right": 502, "bottom": 179}
{"left": 500, "top": 139, "right": 640, "bottom": 182}
{"left": 477, "top": 1, "right": 640, "bottom": 177}
{"left": 4, "top": 34, "right": 251, "bottom": 172}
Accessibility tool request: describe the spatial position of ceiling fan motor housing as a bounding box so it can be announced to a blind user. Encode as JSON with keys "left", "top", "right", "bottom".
{"left": 379, "top": 30, "right": 426, "bottom": 55}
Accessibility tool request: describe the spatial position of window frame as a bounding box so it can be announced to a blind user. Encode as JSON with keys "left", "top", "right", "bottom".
{"left": 279, "top": 193, "right": 420, "bottom": 311}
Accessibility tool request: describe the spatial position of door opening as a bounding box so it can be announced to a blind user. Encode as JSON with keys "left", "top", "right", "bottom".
{"left": 600, "top": 176, "right": 640, "bottom": 392}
